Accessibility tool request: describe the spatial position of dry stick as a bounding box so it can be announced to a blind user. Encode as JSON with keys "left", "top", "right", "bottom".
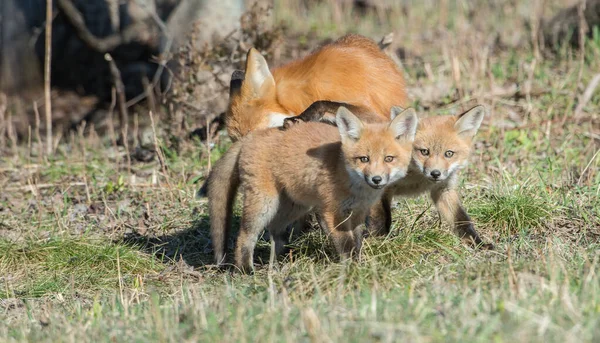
{"left": 205, "top": 117, "right": 212, "bottom": 173}
{"left": 44, "top": 0, "right": 53, "bottom": 157}
{"left": 577, "top": 0, "right": 588, "bottom": 86}
{"left": 525, "top": 58, "right": 537, "bottom": 122}
{"left": 108, "top": 88, "right": 118, "bottom": 149}
{"left": 143, "top": 77, "right": 157, "bottom": 116}
{"left": 7, "top": 101, "right": 18, "bottom": 155}
{"left": 578, "top": 148, "right": 600, "bottom": 186}
{"left": 27, "top": 126, "right": 32, "bottom": 167}
{"left": 0, "top": 93, "right": 7, "bottom": 150}
{"left": 574, "top": 73, "right": 600, "bottom": 119}
{"left": 32, "top": 102, "right": 44, "bottom": 166}
{"left": 133, "top": 0, "right": 171, "bottom": 88}
{"left": 148, "top": 111, "right": 173, "bottom": 197}
{"left": 133, "top": 112, "right": 139, "bottom": 149}
{"left": 105, "top": 53, "right": 131, "bottom": 174}
{"left": 123, "top": 2, "right": 173, "bottom": 108}
{"left": 531, "top": 0, "right": 545, "bottom": 60}
{"left": 78, "top": 121, "right": 92, "bottom": 204}
{"left": 116, "top": 249, "right": 125, "bottom": 308}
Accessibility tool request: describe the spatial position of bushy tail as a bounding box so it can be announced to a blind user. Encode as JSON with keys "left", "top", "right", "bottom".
{"left": 202, "top": 142, "right": 243, "bottom": 265}
{"left": 196, "top": 177, "right": 210, "bottom": 198}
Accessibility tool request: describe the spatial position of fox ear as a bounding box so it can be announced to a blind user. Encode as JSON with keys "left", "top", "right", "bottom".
{"left": 244, "top": 48, "right": 275, "bottom": 97}
{"left": 389, "top": 106, "right": 406, "bottom": 120}
{"left": 336, "top": 106, "right": 364, "bottom": 142}
{"left": 229, "top": 70, "right": 245, "bottom": 97}
{"left": 455, "top": 105, "right": 485, "bottom": 138}
{"left": 389, "top": 107, "right": 418, "bottom": 141}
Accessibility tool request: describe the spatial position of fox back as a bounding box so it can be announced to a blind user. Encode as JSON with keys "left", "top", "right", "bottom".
{"left": 226, "top": 34, "right": 407, "bottom": 141}
{"left": 238, "top": 107, "right": 417, "bottom": 202}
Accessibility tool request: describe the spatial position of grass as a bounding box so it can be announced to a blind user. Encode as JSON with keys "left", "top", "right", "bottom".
{"left": 1, "top": 0, "right": 600, "bottom": 342}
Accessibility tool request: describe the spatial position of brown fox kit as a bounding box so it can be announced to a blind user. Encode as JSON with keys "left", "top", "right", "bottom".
{"left": 289, "top": 104, "right": 493, "bottom": 249}
{"left": 202, "top": 106, "right": 418, "bottom": 272}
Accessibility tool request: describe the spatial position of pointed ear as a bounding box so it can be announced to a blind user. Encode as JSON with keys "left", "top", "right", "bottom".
{"left": 336, "top": 107, "right": 364, "bottom": 142}
{"left": 388, "top": 107, "right": 418, "bottom": 141}
{"left": 389, "top": 106, "right": 406, "bottom": 120}
{"left": 244, "top": 48, "right": 275, "bottom": 97}
{"left": 454, "top": 105, "right": 485, "bottom": 138}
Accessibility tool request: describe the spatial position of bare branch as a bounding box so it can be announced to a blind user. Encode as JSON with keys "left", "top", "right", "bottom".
{"left": 56, "top": 0, "right": 158, "bottom": 53}
{"left": 44, "top": 0, "right": 53, "bottom": 156}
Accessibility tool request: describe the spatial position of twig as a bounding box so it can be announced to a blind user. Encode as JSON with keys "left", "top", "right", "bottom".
{"left": 577, "top": 0, "right": 588, "bottom": 85}
{"left": 574, "top": 73, "right": 600, "bottom": 118}
{"left": 32, "top": 101, "right": 43, "bottom": 163}
{"left": 0, "top": 93, "right": 6, "bottom": 150}
{"left": 5, "top": 182, "right": 88, "bottom": 192}
{"left": 148, "top": 111, "right": 171, "bottom": 190}
{"left": 105, "top": 53, "right": 131, "bottom": 173}
{"left": 206, "top": 117, "right": 211, "bottom": 173}
{"left": 105, "top": 54, "right": 128, "bottom": 130}
{"left": 132, "top": 0, "right": 172, "bottom": 90}
{"left": 108, "top": 88, "right": 118, "bottom": 149}
{"left": 55, "top": 0, "right": 156, "bottom": 53}
{"left": 578, "top": 148, "right": 600, "bottom": 186}
{"left": 44, "top": 0, "right": 53, "bottom": 157}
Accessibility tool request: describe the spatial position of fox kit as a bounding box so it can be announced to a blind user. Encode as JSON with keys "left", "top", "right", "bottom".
{"left": 202, "top": 106, "right": 418, "bottom": 272}
{"left": 286, "top": 105, "right": 493, "bottom": 249}
{"left": 225, "top": 34, "right": 407, "bottom": 141}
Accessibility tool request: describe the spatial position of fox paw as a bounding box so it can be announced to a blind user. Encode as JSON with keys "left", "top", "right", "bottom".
{"left": 282, "top": 116, "right": 304, "bottom": 130}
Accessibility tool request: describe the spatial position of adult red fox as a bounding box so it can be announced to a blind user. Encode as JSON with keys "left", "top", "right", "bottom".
{"left": 225, "top": 34, "right": 407, "bottom": 141}
{"left": 202, "top": 106, "right": 418, "bottom": 272}
{"left": 287, "top": 105, "right": 494, "bottom": 250}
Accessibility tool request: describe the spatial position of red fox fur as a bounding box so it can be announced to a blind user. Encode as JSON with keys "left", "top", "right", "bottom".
{"left": 203, "top": 106, "right": 418, "bottom": 272}
{"left": 284, "top": 105, "right": 494, "bottom": 250}
{"left": 225, "top": 34, "right": 407, "bottom": 141}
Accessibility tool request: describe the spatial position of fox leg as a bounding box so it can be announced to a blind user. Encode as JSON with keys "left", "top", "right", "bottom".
{"left": 349, "top": 210, "right": 368, "bottom": 261}
{"left": 283, "top": 101, "right": 367, "bottom": 128}
{"left": 430, "top": 188, "right": 494, "bottom": 250}
{"left": 267, "top": 198, "right": 309, "bottom": 257}
{"left": 366, "top": 191, "right": 394, "bottom": 236}
{"left": 320, "top": 210, "right": 363, "bottom": 261}
{"left": 235, "top": 192, "right": 279, "bottom": 273}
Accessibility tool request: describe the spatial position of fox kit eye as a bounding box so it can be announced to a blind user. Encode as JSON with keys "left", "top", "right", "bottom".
{"left": 444, "top": 150, "right": 454, "bottom": 158}
{"left": 358, "top": 156, "right": 370, "bottom": 163}
{"left": 420, "top": 149, "right": 430, "bottom": 156}
{"left": 384, "top": 156, "right": 394, "bottom": 163}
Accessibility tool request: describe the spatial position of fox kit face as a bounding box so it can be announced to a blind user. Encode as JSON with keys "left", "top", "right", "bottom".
{"left": 337, "top": 107, "right": 418, "bottom": 189}
{"left": 411, "top": 106, "right": 485, "bottom": 182}
{"left": 226, "top": 49, "right": 290, "bottom": 141}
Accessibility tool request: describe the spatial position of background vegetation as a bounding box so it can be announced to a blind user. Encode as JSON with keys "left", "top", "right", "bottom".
{"left": 1, "top": 0, "right": 599, "bottom": 341}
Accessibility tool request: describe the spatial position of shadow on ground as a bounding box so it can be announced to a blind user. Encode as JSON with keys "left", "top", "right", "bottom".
{"left": 118, "top": 213, "right": 288, "bottom": 268}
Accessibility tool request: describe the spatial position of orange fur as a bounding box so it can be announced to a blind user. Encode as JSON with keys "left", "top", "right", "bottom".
{"left": 367, "top": 106, "right": 494, "bottom": 249}
{"left": 226, "top": 34, "right": 407, "bottom": 141}
{"left": 206, "top": 107, "right": 418, "bottom": 272}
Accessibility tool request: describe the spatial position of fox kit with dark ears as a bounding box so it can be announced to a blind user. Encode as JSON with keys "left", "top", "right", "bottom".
{"left": 368, "top": 105, "right": 493, "bottom": 249}
{"left": 285, "top": 104, "right": 494, "bottom": 249}
{"left": 201, "top": 106, "right": 418, "bottom": 272}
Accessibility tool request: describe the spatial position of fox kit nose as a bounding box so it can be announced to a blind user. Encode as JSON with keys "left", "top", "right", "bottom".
{"left": 371, "top": 176, "right": 383, "bottom": 184}
{"left": 430, "top": 170, "right": 441, "bottom": 179}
